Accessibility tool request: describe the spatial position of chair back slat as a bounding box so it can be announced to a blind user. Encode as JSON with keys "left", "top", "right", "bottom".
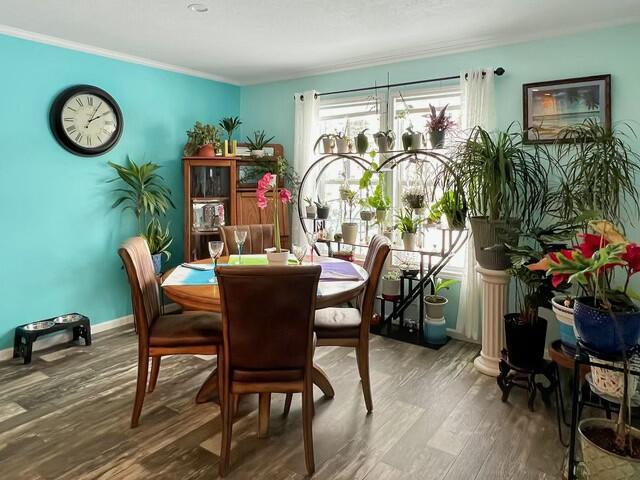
{"left": 358, "top": 235, "right": 391, "bottom": 331}
{"left": 118, "top": 237, "right": 161, "bottom": 338}
{"left": 220, "top": 224, "right": 275, "bottom": 256}
{"left": 216, "top": 265, "right": 320, "bottom": 372}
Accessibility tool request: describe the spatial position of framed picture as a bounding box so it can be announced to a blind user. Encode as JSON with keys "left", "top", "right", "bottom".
{"left": 523, "top": 74, "right": 611, "bottom": 144}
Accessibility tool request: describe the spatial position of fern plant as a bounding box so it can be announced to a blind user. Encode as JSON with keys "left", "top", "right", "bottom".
{"left": 107, "top": 156, "right": 175, "bottom": 233}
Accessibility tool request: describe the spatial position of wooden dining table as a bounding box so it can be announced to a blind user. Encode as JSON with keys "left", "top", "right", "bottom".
{"left": 162, "top": 255, "right": 369, "bottom": 403}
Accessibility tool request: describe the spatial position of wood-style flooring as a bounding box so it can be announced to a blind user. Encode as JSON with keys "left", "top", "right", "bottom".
{"left": 0, "top": 325, "right": 566, "bottom": 479}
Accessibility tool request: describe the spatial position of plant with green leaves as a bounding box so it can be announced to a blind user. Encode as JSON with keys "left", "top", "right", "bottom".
{"left": 429, "top": 190, "right": 468, "bottom": 228}
{"left": 314, "top": 197, "right": 328, "bottom": 209}
{"left": 359, "top": 162, "right": 391, "bottom": 212}
{"left": 394, "top": 207, "right": 424, "bottom": 234}
{"left": 219, "top": 116, "right": 242, "bottom": 141}
{"left": 144, "top": 217, "right": 173, "bottom": 260}
{"left": 552, "top": 119, "right": 640, "bottom": 226}
{"left": 426, "top": 278, "right": 460, "bottom": 304}
{"left": 107, "top": 156, "right": 175, "bottom": 233}
{"left": 184, "top": 122, "right": 221, "bottom": 156}
{"left": 246, "top": 130, "right": 275, "bottom": 151}
{"left": 343, "top": 188, "right": 358, "bottom": 222}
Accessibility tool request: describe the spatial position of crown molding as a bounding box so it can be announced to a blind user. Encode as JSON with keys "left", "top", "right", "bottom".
{"left": 242, "top": 17, "right": 640, "bottom": 86}
{"left": 0, "top": 24, "right": 241, "bottom": 86}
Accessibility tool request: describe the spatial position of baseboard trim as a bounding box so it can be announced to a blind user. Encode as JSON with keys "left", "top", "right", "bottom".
{"left": 0, "top": 303, "right": 181, "bottom": 362}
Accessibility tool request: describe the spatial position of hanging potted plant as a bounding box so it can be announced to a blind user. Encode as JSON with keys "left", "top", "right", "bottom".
{"left": 245, "top": 130, "right": 275, "bottom": 158}
{"left": 256, "top": 168, "right": 293, "bottom": 264}
{"left": 184, "top": 121, "right": 222, "bottom": 157}
{"left": 314, "top": 198, "right": 330, "bottom": 219}
{"left": 356, "top": 128, "right": 369, "bottom": 155}
{"left": 395, "top": 207, "right": 424, "bottom": 251}
{"left": 373, "top": 130, "right": 395, "bottom": 153}
{"left": 425, "top": 103, "right": 455, "bottom": 149}
{"left": 341, "top": 188, "right": 359, "bottom": 244}
{"left": 446, "top": 124, "right": 549, "bottom": 270}
{"left": 303, "top": 196, "right": 317, "bottom": 218}
{"left": 143, "top": 217, "right": 173, "bottom": 274}
{"left": 402, "top": 184, "right": 427, "bottom": 216}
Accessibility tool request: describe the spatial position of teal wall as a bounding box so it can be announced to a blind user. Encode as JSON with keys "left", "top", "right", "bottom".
{"left": 239, "top": 23, "right": 640, "bottom": 331}
{"left": 0, "top": 34, "right": 240, "bottom": 350}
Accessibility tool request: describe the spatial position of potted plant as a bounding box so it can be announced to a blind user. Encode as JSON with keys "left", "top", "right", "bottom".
{"left": 219, "top": 116, "right": 242, "bottom": 155}
{"left": 359, "top": 163, "right": 391, "bottom": 224}
{"left": 429, "top": 190, "right": 467, "bottom": 229}
{"left": 184, "top": 121, "right": 222, "bottom": 157}
{"left": 373, "top": 130, "right": 395, "bottom": 153}
{"left": 395, "top": 207, "right": 423, "bottom": 251}
{"left": 144, "top": 217, "right": 173, "bottom": 274}
{"left": 425, "top": 104, "right": 455, "bottom": 149}
{"left": 256, "top": 168, "right": 293, "bottom": 264}
{"left": 402, "top": 127, "right": 422, "bottom": 151}
{"left": 341, "top": 189, "right": 359, "bottom": 244}
{"left": 381, "top": 270, "right": 401, "bottom": 299}
{"left": 356, "top": 128, "right": 369, "bottom": 155}
{"left": 315, "top": 198, "right": 330, "bottom": 219}
{"left": 402, "top": 184, "right": 427, "bottom": 216}
{"left": 304, "top": 196, "right": 317, "bottom": 218}
{"left": 314, "top": 133, "right": 336, "bottom": 154}
{"left": 446, "top": 124, "right": 549, "bottom": 270}
{"left": 335, "top": 131, "right": 350, "bottom": 154}
{"left": 424, "top": 278, "right": 459, "bottom": 318}
{"left": 245, "top": 130, "right": 274, "bottom": 158}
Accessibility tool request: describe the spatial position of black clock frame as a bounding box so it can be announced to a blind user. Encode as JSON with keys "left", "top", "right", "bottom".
{"left": 50, "top": 84, "right": 123, "bottom": 157}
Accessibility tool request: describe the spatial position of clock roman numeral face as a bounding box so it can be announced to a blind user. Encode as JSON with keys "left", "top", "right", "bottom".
{"left": 61, "top": 93, "right": 118, "bottom": 149}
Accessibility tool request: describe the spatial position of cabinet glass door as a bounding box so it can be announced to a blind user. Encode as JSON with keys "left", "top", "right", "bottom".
{"left": 190, "top": 165, "right": 230, "bottom": 260}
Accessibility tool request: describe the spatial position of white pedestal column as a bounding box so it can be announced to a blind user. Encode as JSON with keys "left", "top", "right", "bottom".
{"left": 474, "top": 265, "right": 510, "bottom": 377}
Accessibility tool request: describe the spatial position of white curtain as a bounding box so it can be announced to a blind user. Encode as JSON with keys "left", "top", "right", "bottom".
{"left": 292, "top": 90, "right": 320, "bottom": 245}
{"left": 455, "top": 69, "right": 496, "bottom": 341}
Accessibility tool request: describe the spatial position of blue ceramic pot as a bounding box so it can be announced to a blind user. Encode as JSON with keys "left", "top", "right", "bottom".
{"left": 151, "top": 253, "right": 162, "bottom": 275}
{"left": 573, "top": 297, "right": 640, "bottom": 355}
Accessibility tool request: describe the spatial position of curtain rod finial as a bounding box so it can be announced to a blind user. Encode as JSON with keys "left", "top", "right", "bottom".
{"left": 495, "top": 67, "right": 505, "bottom": 76}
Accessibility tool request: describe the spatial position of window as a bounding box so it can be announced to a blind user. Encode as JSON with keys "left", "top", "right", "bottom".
{"left": 315, "top": 87, "right": 465, "bottom": 276}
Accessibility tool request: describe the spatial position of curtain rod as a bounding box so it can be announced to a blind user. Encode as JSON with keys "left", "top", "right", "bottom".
{"left": 313, "top": 67, "right": 505, "bottom": 98}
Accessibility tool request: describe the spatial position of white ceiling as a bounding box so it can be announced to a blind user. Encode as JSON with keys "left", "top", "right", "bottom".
{"left": 1, "top": 0, "right": 639, "bottom": 85}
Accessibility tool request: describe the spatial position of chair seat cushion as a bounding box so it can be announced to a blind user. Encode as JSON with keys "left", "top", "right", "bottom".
{"left": 314, "top": 307, "right": 361, "bottom": 339}
{"left": 150, "top": 311, "right": 222, "bottom": 347}
{"left": 232, "top": 368, "right": 304, "bottom": 383}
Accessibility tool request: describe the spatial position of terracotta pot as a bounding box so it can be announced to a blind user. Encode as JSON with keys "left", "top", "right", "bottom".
{"left": 197, "top": 144, "right": 216, "bottom": 156}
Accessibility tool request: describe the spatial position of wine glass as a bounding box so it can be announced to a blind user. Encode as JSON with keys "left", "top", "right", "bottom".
{"left": 234, "top": 229, "right": 248, "bottom": 264}
{"left": 292, "top": 244, "right": 307, "bottom": 265}
{"left": 208, "top": 241, "right": 224, "bottom": 268}
{"left": 305, "top": 231, "right": 319, "bottom": 263}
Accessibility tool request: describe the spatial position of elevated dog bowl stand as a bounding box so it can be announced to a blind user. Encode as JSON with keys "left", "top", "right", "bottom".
{"left": 13, "top": 313, "right": 91, "bottom": 364}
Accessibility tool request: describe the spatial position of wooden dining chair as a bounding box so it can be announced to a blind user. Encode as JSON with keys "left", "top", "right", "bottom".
{"left": 118, "top": 236, "right": 223, "bottom": 428}
{"left": 311, "top": 234, "right": 390, "bottom": 413}
{"left": 215, "top": 264, "right": 321, "bottom": 477}
{"left": 219, "top": 224, "right": 274, "bottom": 256}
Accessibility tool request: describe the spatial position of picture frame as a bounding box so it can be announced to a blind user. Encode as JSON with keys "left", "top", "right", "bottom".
{"left": 522, "top": 74, "right": 611, "bottom": 144}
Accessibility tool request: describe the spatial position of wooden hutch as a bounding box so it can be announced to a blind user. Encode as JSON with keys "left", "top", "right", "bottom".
{"left": 182, "top": 145, "right": 289, "bottom": 261}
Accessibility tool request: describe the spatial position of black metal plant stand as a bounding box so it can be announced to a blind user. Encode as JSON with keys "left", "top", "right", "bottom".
{"left": 566, "top": 341, "right": 640, "bottom": 480}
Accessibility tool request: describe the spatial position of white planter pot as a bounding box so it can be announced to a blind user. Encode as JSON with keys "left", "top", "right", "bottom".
{"left": 322, "top": 137, "right": 335, "bottom": 154}
{"left": 250, "top": 149, "right": 264, "bottom": 158}
{"left": 375, "top": 209, "right": 387, "bottom": 224}
{"left": 265, "top": 248, "right": 290, "bottom": 265}
{"left": 382, "top": 278, "right": 401, "bottom": 298}
{"left": 579, "top": 418, "right": 640, "bottom": 479}
{"left": 383, "top": 230, "right": 394, "bottom": 243}
{"left": 335, "top": 137, "right": 349, "bottom": 154}
{"left": 402, "top": 232, "right": 416, "bottom": 251}
{"left": 413, "top": 207, "right": 426, "bottom": 217}
{"left": 306, "top": 206, "right": 317, "bottom": 218}
{"left": 552, "top": 296, "right": 576, "bottom": 354}
{"left": 425, "top": 295, "right": 448, "bottom": 319}
{"left": 341, "top": 222, "right": 358, "bottom": 244}
{"left": 411, "top": 132, "right": 423, "bottom": 150}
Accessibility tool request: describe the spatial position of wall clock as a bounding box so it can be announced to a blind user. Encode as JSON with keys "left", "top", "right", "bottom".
{"left": 50, "top": 84, "right": 123, "bottom": 156}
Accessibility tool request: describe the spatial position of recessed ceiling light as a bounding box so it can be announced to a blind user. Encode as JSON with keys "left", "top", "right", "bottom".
{"left": 188, "top": 3, "right": 208, "bottom": 13}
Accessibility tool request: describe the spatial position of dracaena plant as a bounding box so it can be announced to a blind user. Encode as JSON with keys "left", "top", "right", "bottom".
{"left": 219, "top": 116, "right": 242, "bottom": 141}
{"left": 425, "top": 104, "right": 456, "bottom": 133}
{"left": 144, "top": 217, "right": 173, "bottom": 260}
{"left": 107, "top": 156, "right": 175, "bottom": 233}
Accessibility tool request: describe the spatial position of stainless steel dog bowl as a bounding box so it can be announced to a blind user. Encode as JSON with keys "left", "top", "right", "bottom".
{"left": 24, "top": 321, "right": 55, "bottom": 331}
{"left": 54, "top": 314, "right": 83, "bottom": 324}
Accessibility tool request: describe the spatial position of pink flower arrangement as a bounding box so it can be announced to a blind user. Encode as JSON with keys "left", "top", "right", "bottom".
{"left": 256, "top": 172, "right": 292, "bottom": 253}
